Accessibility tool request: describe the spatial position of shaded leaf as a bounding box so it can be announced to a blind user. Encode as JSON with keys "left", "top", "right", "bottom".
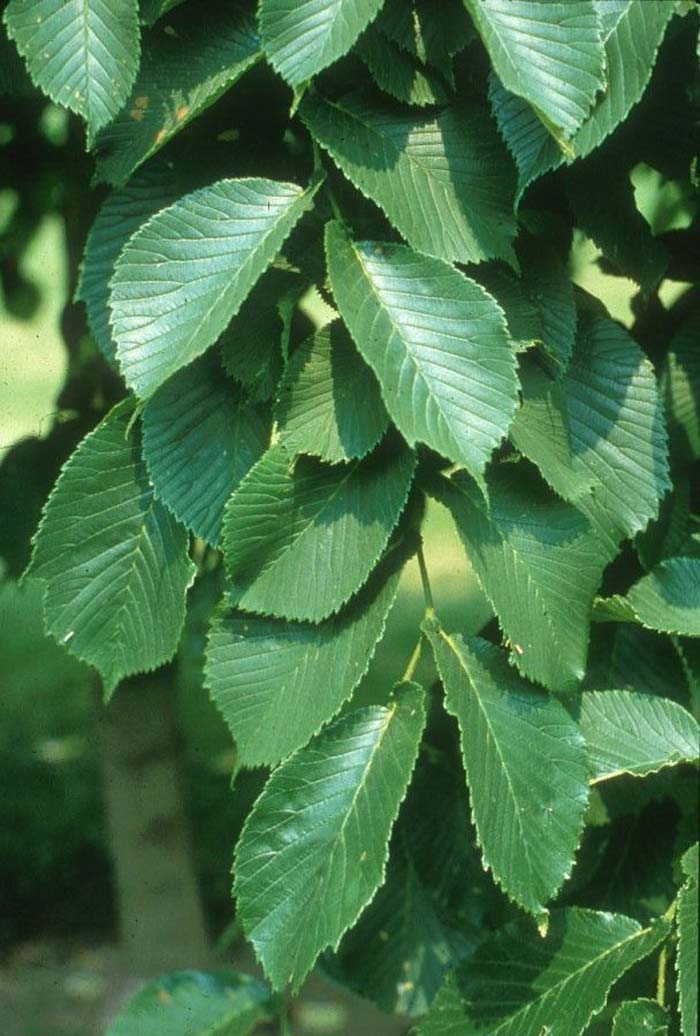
{"left": 234, "top": 683, "right": 426, "bottom": 991}
{"left": 205, "top": 542, "right": 409, "bottom": 768}
{"left": 376, "top": 0, "right": 473, "bottom": 70}
{"left": 435, "top": 465, "right": 607, "bottom": 691}
{"left": 276, "top": 321, "right": 389, "bottom": 463}
{"left": 142, "top": 354, "right": 270, "bottom": 545}
{"left": 326, "top": 222, "right": 518, "bottom": 487}
{"left": 221, "top": 437, "right": 415, "bottom": 622}
{"left": 4, "top": 0, "right": 140, "bottom": 141}
{"left": 259, "top": 0, "right": 384, "bottom": 86}
{"left": 28, "top": 403, "right": 195, "bottom": 695}
{"left": 105, "top": 969, "right": 273, "bottom": 1036}
{"left": 300, "top": 91, "right": 518, "bottom": 265}
{"left": 94, "top": 2, "right": 260, "bottom": 186}
{"left": 677, "top": 842, "right": 698, "bottom": 1036}
{"left": 578, "top": 690, "right": 699, "bottom": 783}
{"left": 425, "top": 625, "right": 589, "bottom": 917}
{"left": 357, "top": 30, "right": 450, "bottom": 107}
{"left": 662, "top": 308, "right": 700, "bottom": 466}
{"left": 418, "top": 910, "right": 670, "bottom": 1036}
{"left": 465, "top": 0, "right": 606, "bottom": 142}
{"left": 612, "top": 999, "right": 669, "bottom": 1036}
{"left": 110, "top": 177, "right": 313, "bottom": 398}
{"left": 626, "top": 557, "right": 700, "bottom": 636}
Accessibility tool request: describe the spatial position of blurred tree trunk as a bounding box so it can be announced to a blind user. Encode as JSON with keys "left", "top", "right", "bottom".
{"left": 96, "top": 668, "right": 211, "bottom": 973}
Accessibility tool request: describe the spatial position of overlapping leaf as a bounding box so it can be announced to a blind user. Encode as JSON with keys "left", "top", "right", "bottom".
{"left": 326, "top": 223, "right": 518, "bottom": 487}
{"left": 612, "top": 1000, "right": 669, "bottom": 1036}
{"left": 94, "top": 2, "right": 260, "bottom": 186}
{"left": 4, "top": 0, "right": 140, "bottom": 142}
{"left": 105, "top": 969, "right": 273, "bottom": 1036}
{"left": 425, "top": 625, "right": 589, "bottom": 917}
{"left": 276, "top": 321, "right": 388, "bottom": 463}
{"left": 221, "top": 438, "right": 415, "bottom": 622}
{"left": 662, "top": 309, "right": 700, "bottom": 465}
{"left": 300, "top": 92, "right": 518, "bottom": 265}
{"left": 465, "top": 0, "right": 606, "bottom": 143}
{"left": 376, "top": 0, "right": 473, "bottom": 72}
{"left": 142, "top": 354, "right": 269, "bottom": 545}
{"left": 28, "top": 403, "right": 195, "bottom": 695}
{"left": 259, "top": 0, "right": 383, "bottom": 86}
{"left": 490, "top": 1, "right": 676, "bottom": 202}
{"left": 435, "top": 465, "right": 607, "bottom": 690}
{"left": 418, "top": 910, "right": 670, "bottom": 1036}
{"left": 205, "top": 544, "right": 408, "bottom": 767}
{"left": 78, "top": 165, "right": 179, "bottom": 366}
{"left": 578, "top": 690, "right": 700, "bottom": 783}
{"left": 677, "top": 843, "right": 698, "bottom": 1036}
{"left": 357, "top": 31, "right": 450, "bottom": 107}
{"left": 110, "top": 177, "right": 313, "bottom": 398}
{"left": 625, "top": 557, "right": 700, "bottom": 636}
{"left": 234, "top": 683, "right": 426, "bottom": 991}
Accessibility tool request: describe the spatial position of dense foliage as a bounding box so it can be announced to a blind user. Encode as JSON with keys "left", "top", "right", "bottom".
{"left": 2, "top": 0, "right": 699, "bottom": 1033}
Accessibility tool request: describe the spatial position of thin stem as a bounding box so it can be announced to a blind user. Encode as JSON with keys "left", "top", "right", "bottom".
{"left": 417, "top": 543, "right": 434, "bottom": 614}
{"left": 656, "top": 900, "right": 678, "bottom": 1007}
{"left": 402, "top": 635, "right": 423, "bottom": 683}
{"left": 279, "top": 996, "right": 292, "bottom": 1036}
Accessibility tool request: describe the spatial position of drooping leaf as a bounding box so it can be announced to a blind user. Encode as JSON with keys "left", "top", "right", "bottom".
{"left": 300, "top": 92, "right": 518, "bottom": 266}
{"left": 376, "top": 0, "right": 474, "bottom": 71}
{"left": 357, "top": 30, "right": 451, "bottom": 107}
{"left": 465, "top": 0, "right": 606, "bottom": 143}
{"left": 425, "top": 624, "right": 589, "bottom": 917}
{"left": 418, "top": 910, "right": 670, "bottom": 1036}
{"left": 677, "top": 842, "right": 698, "bottom": 1036}
{"left": 585, "top": 623, "right": 691, "bottom": 700}
{"left": 662, "top": 308, "right": 700, "bottom": 466}
{"left": 105, "top": 969, "right": 273, "bottom": 1036}
{"left": 578, "top": 690, "right": 700, "bottom": 783}
{"left": 94, "top": 2, "right": 260, "bottom": 186}
{"left": 434, "top": 465, "right": 607, "bottom": 691}
{"left": 141, "top": 354, "right": 269, "bottom": 546}
{"left": 565, "top": 312, "right": 670, "bottom": 550}
{"left": 78, "top": 165, "right": 179, "bottom": 366}
{"left": 205, "top": 542, "right": 409, "bottom": 768}
{"left": 612, "top": 1000, "right": 669, "bottom": 1036}
{"left": 258, "top": 0, "right": 384, "bottom": 87}
{"left": 625, "top": 557, "right": 700, "bottom": 636}
{"left": 234, "top": 683, "right": 426, "bottom": 992}
{"left": 276, "top": 321, "right": 389, "bottom": 463}
{"left": 4, "top": 0, "right": 140, "bottom": 142}
{"left": 490, "top": 1, "right": 676, "bottom": 203}
{"left": 636, "top": 473, "right": 693, "bottom": 571}
{"left": 110, "top": 177, "right": 314, "bottom": 398}
{"left": 324, "top": 745, "right": 487, "bottom": 1017}
{"left": 221, "top": 437, "right": 415, "bottom": 622}
{"left": 28, "top": 402, "right": 195, "bottom": 695}
{"left": 326, "top": 222, "right": 518, "bottom": 487}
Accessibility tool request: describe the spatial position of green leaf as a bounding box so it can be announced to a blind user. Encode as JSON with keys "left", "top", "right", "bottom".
{"left": 78, "top": 165, "right": 179, "bottom": 366}
{"left": 300, "top": 92, "right": 518, "bottom": 266}
{"left": 565, "top": 313, "right": 670, "bottom": 549}
{"left": 677, "top": 842, "right": 698, "bottom": 1036}
{"left": 612, "top": 999, "right": 670, "bottom": 1036}
{"left": 110, "top": 177, "right": 313, "bottom": 399}
{"left": 510, "top": 359, "right": 595, "bottom": 503}
{"left": 357, "top": 30, "right": 450, "bottom": 107}
{"left": 105, "top": 969, "right": 273, "bottom": 1036}
{"left": 205, "top": 543, "right": 408, "bottom": 768}
{"left": 434, "top": 465, "right": 607, "bottom": 691}
{"left": 490, "top": 1, "right": 676, "bottom": 203}
{"left": 425, "top": 625, "right": 589, "bottom": 917}
{"left": 142, "top": 354, "right": 269, "bottom": 546}
{"left": 662, "top": 308, "right": 700, "bottom": 465}
{"left": 578, "top": 690, "right": 700, "bottom": 783}
{"left": 376, "top": 0, "right": 473, "bottom": 71}
{"left": 625, "top": 557, "right": 700, "bottom": 636}
{"left": 418, "top": 910, "right": 670, "bottom": 1036}
{"left": 28, "top": 402, "right": 195, "bottom": 695}
{"left": 465, "top": 0, "right": 606, "bottom": 143}
{"left": 221, "top": 437, "right": 415, "bottom": 622}
{"left": 326, "top": 222, "right": 518, "bottom": 487}
{"left": 259, "top": 0, "right": 384, "bottom": 87}
{"left": 234, "top": 683, "right": 426, "bottom": 992}
{"left": 324, "top": 747, "right": 486, "bottom": 1017}
{"left": 139, "top": 0, "right": 186, "bottom": 26}
{"left": 4, "top": 0, "right": 140, "bottom": 142}
{"left": 94, "top": 2, "right": 260, "bottom": 186}
{"left": 276, "top": 321, "right": 389, "bottom": 463}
